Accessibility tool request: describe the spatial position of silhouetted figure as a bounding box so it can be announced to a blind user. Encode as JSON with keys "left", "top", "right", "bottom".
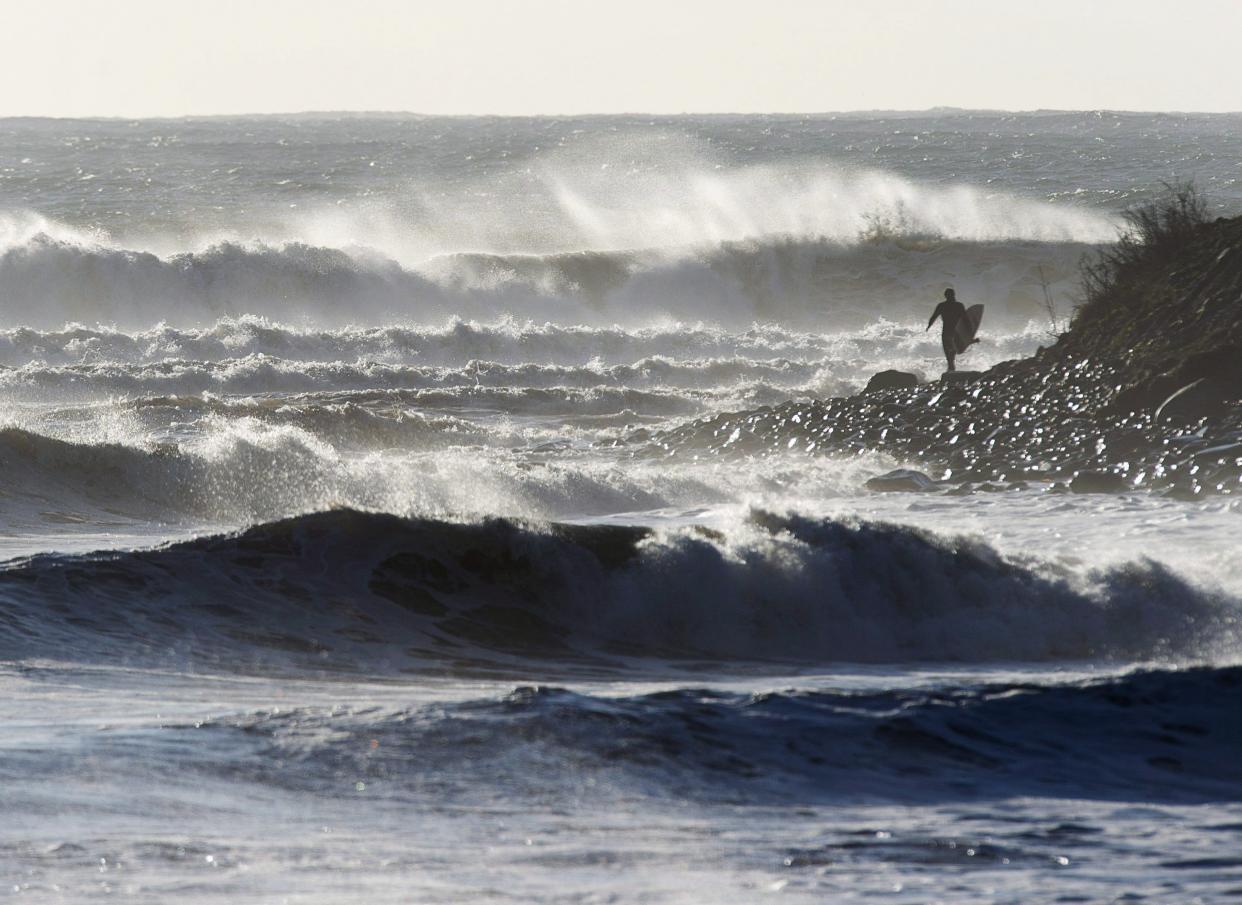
{"left": 927, "top": 288, "right": 970, "bottom": 372}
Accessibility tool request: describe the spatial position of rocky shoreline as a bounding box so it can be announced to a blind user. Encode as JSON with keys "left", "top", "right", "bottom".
{"left": 648, "top": 210, "right": 1242, "bottom": 498}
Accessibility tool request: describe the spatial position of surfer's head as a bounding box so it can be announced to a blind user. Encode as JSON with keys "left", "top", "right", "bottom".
{"left": 944, "top": 288, "right": 956, "bottom": 301}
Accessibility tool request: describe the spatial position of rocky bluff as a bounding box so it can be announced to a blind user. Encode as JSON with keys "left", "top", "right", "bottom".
{"left": 648, "top": 201, "right": 1242, "bottom": 498}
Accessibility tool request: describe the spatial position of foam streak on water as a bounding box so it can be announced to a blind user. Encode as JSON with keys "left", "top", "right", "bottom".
{"left": 1, "top": 112, "right": 1240, "bottom": 903}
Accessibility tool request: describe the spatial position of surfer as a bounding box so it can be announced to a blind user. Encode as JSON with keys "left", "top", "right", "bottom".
{"left": 926, "top": 288, "right": 976, "bottom": 372}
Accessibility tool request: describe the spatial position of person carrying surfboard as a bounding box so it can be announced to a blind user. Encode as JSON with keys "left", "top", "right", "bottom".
{"left": 926, "top": 288, "right": 979, "bottom": 372}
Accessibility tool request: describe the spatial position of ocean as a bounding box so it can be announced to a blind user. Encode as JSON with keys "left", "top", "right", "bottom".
{"left": 1, "top": 111, "right": 1240, "bottom": 903}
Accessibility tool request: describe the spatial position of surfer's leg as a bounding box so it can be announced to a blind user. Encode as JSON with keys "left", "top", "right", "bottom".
{"left": 942, "top": 335, "right": 955, "bottom": 372}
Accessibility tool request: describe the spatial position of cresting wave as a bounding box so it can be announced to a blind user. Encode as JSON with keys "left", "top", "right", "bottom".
{"left": 0, "top": 318, "right": 1044, "bottom": 409}
{"left": 0, "top": 317, "right": 1039, "bottom": 369}
{"left": 0, "top": 509, "right": 1234, "bottom": 672}
{"left": 0, "top": 422, "right": 677, "bottom": 527}
{"left": 4, "top": 419, "right": 864, "bottom": 529}
{"left": 0, "top": 356, "right": 814, "bottom": 402}
{"left": 0, "top": 225, "right": 1092, "bottom": 330}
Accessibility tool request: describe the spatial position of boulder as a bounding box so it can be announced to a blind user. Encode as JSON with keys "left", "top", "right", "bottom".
{"left": 1070, "top": 470, "right": 1129, "bottom": 494}
{"left": 862, "top": 370, "right": 920, "bottom": 393}
{"left": 1154, "top": 378, "right": 1233, "bottom": 424}
{"left": 1108, "top": 373, "right": 1182, "bottom": 417}
{"left": 940, "top": 370, "right": 982, "bottom": 385}
{"left": 864, "top": 469, "right": 938, "bottom": 493}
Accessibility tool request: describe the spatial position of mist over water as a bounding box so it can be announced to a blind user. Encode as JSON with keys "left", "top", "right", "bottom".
{"left": 0, "top": 111, "right": 1202, "bottom": 331}
{"left": 2, "top": 112, "right": 1241, "bottom": 903}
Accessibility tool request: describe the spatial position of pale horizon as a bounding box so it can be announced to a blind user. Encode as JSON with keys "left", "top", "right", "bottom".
{"left": 4, "top": 0, "right": 1241, "bottom": 118}
{"left": 6, "top": 106, "right": 1242, "bottom": 122}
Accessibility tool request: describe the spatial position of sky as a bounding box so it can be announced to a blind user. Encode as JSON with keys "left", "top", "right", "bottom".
{"left": 2, "top": 0, "right": 1240, "bottom": 117}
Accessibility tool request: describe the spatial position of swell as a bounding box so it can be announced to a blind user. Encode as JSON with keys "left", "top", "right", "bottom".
{"left": 0, "top": 508, "right": 1234, "bottom": 673}
{"left": 0, "top": 232, "right": 1092, "bottom": 330}
{"left": 172, "top": 669, "right": 1242, "bottom": 805}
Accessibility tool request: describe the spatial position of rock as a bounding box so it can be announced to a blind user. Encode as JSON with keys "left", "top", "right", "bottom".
{"left": 941, "top": 370, "right": 982, "bottom": 385}
{"left": 944, "top": 482, "right": 975, "bottom": 496}
{"left": 1154, "top": 378, "right": 1233, "bottom": 424}
{"left": 1099, "top": 428, "right": 1149, "bottom": 458}
{"left": 862, "top": 370, "right": 920, "bottom": 393}
{"left": 1070, "top": 470, "right": 1129, "bottom": 494}
{"left": 1163, "top": 483, "right": 1204, "bottom": 501}
{"left": 1108, "top": 374, "right": 1182, "bottom": 417}
{"left": 864, "top": 469, "right": 939, "bottom": 493}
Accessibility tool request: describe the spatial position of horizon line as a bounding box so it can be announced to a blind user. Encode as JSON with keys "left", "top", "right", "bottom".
{"left": 3, "top": 106, "right": 1242, "bottom": 123}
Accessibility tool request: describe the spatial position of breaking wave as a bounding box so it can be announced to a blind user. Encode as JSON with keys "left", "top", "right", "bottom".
{"left": 0, "top": 317, "right": 972, "bottom": 368}
{"left": 0, "top": 228, "right": 1092, "bottom": 330}
{"left": 0, "top": 509, "right": 1234, "bottom": 673}
{"left": 0, "top": 423, "right": 676, "bottom": 527}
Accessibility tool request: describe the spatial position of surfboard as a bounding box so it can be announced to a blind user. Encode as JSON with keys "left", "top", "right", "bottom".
{"left": 951, "top": 304, "right": 984, "bottom": 354}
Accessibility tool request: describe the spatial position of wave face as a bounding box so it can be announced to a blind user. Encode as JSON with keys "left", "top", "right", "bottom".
{"left": 0, "top": 509, "right": 1233, "bottom": 673}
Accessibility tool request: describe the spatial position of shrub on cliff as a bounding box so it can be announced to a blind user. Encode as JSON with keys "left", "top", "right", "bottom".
{"left": 1073, "top": 183, "right": 1210, "bottom": 335}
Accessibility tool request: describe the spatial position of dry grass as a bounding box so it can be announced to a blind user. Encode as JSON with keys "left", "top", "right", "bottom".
{"left": 1075, "top": 182, "right": 1209, "bottom": 327}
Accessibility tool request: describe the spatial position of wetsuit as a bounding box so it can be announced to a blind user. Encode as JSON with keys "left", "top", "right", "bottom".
{"left": 928, "top": 299, "right": 967, "bottom": 371}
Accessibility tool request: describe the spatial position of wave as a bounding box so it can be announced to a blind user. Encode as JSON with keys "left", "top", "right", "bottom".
{"left": 0, "top": 227, "right": 1093, "bottom": 330}
{"left": 2, "top": 142, "right": 1122, "bottom": 257}
{"left": 0, "top": 353, "right": 843, "bottom": 399}
{"left": 0, "top": 422, "right": 709, "bottom": 529}
{"left": 172, "top": 668, "right": 1242, "bottom": 805}
{"left": 534, "top": 156, "right": 1120, "bottom": 250}
{"left": 0, "top": 319, "right": 1044, "bottom": 419}
{"left": 0, "top": 418, "right": 916, "bottom": 539}
{"left": 0, "top": 509, "right": 1234, "bottom": 673}
{"left": 1, "top": 368, "right": 719, "bottom": 426}
{"left": 0, "top": 318, "right": 852, "bottom": 368}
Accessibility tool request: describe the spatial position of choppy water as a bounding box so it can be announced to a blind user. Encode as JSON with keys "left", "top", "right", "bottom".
{"left": 1, "top": 111, "right": 1240, "bottom": 903}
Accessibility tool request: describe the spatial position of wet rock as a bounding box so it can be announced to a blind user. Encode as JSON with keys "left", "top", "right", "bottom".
{"left": 1163, "top": 483, "right": 1204, "bottom": 501}
{"left": 1070, "top": 470, "right": 1129, "bottom": 494}
{"left": 1108, "top": 374, "right": 1183, "bottom": 417}
{"left": 864, "top": 469, "right": 938, "bottom": 493}
{"left": 941, "top": 370, "right": 982, "bottom": 385}
{"left": 1155, "top": 378, "right": 1233, "bottom": 424}
{"left": 863, "top": 370, "right": 920, "bottom": 394}
{"left": 1099, "top": 428, "right": 1150, "bottom": 458}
